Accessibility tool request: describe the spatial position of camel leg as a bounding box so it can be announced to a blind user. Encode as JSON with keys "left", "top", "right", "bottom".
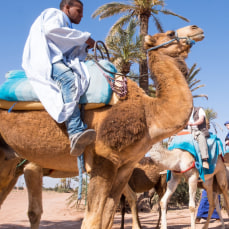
{"left": 149, "top": 188, "right": 162, "bottom": 229}
{"left": 215, "top": 163, "right": 229, "bottom": 227}
{"left": 202, "top": 180, "right": 214, "bottom": 229}
{"left": 120, "top": 194, "right": 126, "bottom": 229}
{"left": 155, "top": 175, "right": 167, "bottom": 229}
{"left": 24, "top": 162, "right": 43, "bottom": 229}
{"left": 122, "top": 184, "right": 142, "bottom": 229}
{"left": 160, "top": 174, "right": 181, "bottom": 229}
{"left": 81, "top": 156, "right": 117, "bottom": 229}
{"left": 102, "top": 162, "right": 138, "bottom": 229}
{"left": 214, "top": 193, "right": 225, "bottom": 228}
{"left": 187, "top": 171, "right": 198, "bottom": 229}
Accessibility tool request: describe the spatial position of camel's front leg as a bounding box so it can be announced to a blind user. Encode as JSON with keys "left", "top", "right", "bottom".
{"left": 81, "top": 156, "right": 117, "bottom": 229}
{"left": 187, "top": 171, "right": 198, "bottom": 229}
{"left": 102, "top": 162, "right": 137, "bottom": 229}
{"left": 160, "top": 174, "right": 180, "bottom": 229}
{"left": 23, "top": 162, "right": 43, "bottom": 229}
{"left": 122, "top": 184, "right": 141, "bottom": 229}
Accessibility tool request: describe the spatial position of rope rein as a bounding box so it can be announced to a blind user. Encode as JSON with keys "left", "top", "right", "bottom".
{"left": 92, "top": 41, "right": 128, "bottom": 98}
{"left": 147, "top": 31, "right": 196, "bottom": 52}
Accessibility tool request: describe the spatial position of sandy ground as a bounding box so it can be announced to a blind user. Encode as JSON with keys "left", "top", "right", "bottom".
{"left": 0, "top": 190, "right": 228, "bottom": 229}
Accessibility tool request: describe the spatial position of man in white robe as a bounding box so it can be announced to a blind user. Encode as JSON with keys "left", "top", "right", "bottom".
{"left": 22, "top": 0, "right": 96, "bottom": 156}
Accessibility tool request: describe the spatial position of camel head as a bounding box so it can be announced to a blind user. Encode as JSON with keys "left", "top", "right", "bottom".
{"left": 0, "top": 147, "right": 22, "bottom": 207}
{"left": 144, "top": 25, "right": 204, "bottom": 58}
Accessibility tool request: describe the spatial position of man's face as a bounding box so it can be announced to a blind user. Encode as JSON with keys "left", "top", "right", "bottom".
{"left": 67, "top": 2, "right": 83, "bottom": 24}
{"left": 226, "top": 124, "right": 229, "bottom": 130}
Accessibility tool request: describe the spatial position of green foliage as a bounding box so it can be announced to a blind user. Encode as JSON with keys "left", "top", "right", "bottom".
{"left": 92, "top": 0, "right": 189, "bottom": 36}
{"left": 67, "top": 174, "right": 90, "bottom": 209}
{"left": 185, "top": 63, "right": 208, "bottom": 100}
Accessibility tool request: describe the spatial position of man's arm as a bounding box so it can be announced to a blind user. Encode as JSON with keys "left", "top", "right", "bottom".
{"left": 188, "top": 115, "right": 205, "bottom": 126}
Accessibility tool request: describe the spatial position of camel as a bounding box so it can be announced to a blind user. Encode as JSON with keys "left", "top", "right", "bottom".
{"left": 121, "top": 157, "right": 167, "bottom": 229}
{"left": 149, "top": 141, "right": 229, "bottom": 229}
{"left": 0, "top": 25, "right": 204, "bottom": 229}
{"left": 0, "top": 144, "right": 166, "bottom": 229}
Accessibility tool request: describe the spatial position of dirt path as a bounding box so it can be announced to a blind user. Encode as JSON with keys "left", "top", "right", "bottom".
{"left": 0, "top": 190, "right": 227, "bottom": 228}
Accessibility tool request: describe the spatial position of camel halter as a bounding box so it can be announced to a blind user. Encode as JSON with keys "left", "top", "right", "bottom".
{"left": 147, "top": 31, "right": 196, "bottom": 52}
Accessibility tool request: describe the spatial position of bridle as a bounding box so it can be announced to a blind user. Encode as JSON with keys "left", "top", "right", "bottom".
{"left": 147, "top": 31, "right": 196, "bottom": 52}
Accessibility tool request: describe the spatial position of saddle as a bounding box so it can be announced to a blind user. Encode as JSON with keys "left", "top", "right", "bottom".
{"left": 168, "top": 131, "right": 225, "bottom": 181}
{"left": 0, "top": 60, "right": 127, "bottom": 111}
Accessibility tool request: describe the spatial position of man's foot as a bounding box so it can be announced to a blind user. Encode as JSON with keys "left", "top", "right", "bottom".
{"left": 202, "top": 159, "right": 209, "bottom": 169}
{"left": 70, "top": 129, "right": 96, "bottom": 156}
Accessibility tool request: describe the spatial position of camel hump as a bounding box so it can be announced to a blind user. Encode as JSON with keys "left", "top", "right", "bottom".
{"left": 0, "top": 60, "right": 121, "bottom": 111}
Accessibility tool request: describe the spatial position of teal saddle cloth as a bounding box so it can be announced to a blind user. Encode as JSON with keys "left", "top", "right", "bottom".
{"left": 167, "top": 132, "right": 225, "bottom": 181}
{"left": 0, "top": 60, "right": 117, "bottom": 105}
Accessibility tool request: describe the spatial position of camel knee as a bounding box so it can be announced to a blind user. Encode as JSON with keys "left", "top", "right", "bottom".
{"left": 28, "top": 209, "right": 42, "bottom": 225}
{"left": 189, "top": 206, "right": 195, "bottom": 213}
{"left": 160, "top": 200, "right": 166, "bottom": 210}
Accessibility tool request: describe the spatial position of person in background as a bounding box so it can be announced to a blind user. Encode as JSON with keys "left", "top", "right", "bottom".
{"left": 196, "top": 189, "right": 220, "bottom": 223}
{"left": 22, "top": 0, "right": 96, "bottom": 156}
{"left": 188, "top": 107, "right": 210, "bottom": 169}
{"left": 224, "top": 121, "right": 229, "bottom": 149}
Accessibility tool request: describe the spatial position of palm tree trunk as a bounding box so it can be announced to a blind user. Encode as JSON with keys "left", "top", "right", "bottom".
{"left": 139, "top": 14, "right": 149, "bottom": 94}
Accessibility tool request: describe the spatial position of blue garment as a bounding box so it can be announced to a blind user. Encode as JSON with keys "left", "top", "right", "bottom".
{"left": 225, "top": 132, "right": 229, "bottom": 141}
{"left": 52, "top": 61, "right": 86, "bottom": 136}
{"left": 197, "top": 190, "right": 220, "bottom": 219}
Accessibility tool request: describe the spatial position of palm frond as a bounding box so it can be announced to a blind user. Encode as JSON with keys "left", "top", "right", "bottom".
{"left": 192, "top": 94, "right": 208, "bottom": 100}
{"left": 159, "top": 9, "right": 190, "bottom": 22}
{"left": 92, "top": 3, "right": 134, "bottom": 19}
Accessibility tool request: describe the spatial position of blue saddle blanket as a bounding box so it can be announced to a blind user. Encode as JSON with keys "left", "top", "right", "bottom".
{"left": 167, "top": 132, "right": 225, "bottom": 181}
{"left": 0, "top": 60, "right": 117, "bottom": 105}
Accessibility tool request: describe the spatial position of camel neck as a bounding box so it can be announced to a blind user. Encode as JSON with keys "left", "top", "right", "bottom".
{"left": 145, "top": 52, "right": 193, "bottom": 140}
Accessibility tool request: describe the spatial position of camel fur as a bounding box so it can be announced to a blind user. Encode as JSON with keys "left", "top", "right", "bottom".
{"left": 149, "top": 142, "right": 229, "bottom": 229}
{"left": 0, "top": 25, "right": 204, "bottom": 229}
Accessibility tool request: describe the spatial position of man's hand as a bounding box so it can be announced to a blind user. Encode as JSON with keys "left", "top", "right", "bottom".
{"left": 86, "top": 37, "right": 95, "bottom": 49}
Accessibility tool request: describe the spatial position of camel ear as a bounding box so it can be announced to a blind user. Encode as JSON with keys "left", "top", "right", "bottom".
{"left": 144, "top": 35, "right": 157, "bottom": 49}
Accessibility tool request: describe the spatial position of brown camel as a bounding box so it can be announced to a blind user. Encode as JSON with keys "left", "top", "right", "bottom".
{"left": 149, "top": 142, "right": 229, "bottom": 229}
{"left": 121, "top": 157, "right": 167, "bottom": 229}
{"left": 0, "top": 25, "right": 203, "bottom": 229}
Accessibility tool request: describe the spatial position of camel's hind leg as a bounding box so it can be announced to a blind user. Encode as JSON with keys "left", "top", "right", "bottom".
{"left": 214, "top": 193, "right": 225, "bottom": 228}
{"left": 160, "top": 173, "right": 181, "bottom": 229}
{"left": 122, "top": 184, "right": 141, "bottom": 229}
{"left": 24, "top": 162, "right": 43, "bottom": 229}
{"left": 215, "top": 161, "right": 229, "bottom": 227}
{"left": 202, "top": 179, "right": 215, "bottom": 229}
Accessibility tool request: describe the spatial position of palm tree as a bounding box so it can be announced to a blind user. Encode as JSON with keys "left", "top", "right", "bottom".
{"left": 92, "top": 0, "right": 189, "bottom": 94}
{"left": 204, "top": 107, "right": 223, "bottom": 134}
{"left": 105, "top": 19, "right": 142, "bottom": 75}
{"left": 185, "top": 63, "right": 208, "bottom": 100}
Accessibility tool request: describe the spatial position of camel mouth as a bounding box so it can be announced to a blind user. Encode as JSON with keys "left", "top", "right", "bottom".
{"left": 188, "top": 32, "right": 205, "bottom": 41}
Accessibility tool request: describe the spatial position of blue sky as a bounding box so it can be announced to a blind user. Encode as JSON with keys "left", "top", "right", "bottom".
{"left": 1, "top": 0, "right": 228, "bottom": 187}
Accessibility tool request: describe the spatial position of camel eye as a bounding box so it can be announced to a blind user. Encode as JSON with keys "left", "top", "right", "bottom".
{"left": 168, "top": 31, "right": 175, "bottom": 37}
